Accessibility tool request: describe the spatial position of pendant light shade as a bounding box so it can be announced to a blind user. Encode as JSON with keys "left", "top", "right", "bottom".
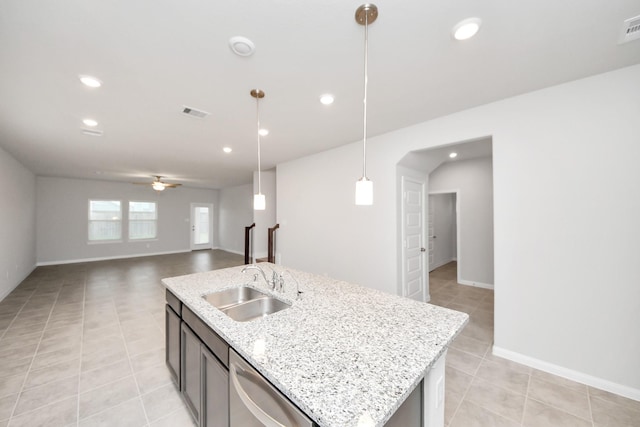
{"left": 253, "top": 193, "right": 266, "bottom": 210}
{"left": 355, "top": 177, "right": 373, "bottom": 205}
{"left": 251, "top": 89, "right": 266, "bottom": 211}
{"left": 355, "top": 4, "right": 378, "bottom": 206}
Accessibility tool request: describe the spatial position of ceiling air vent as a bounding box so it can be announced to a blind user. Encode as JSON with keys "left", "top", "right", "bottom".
{"left": 182, "top": 106, "right": 210, "bottom": 119}
{"left": 619, "top": 15, "right": 640, "bottom": 44}
{"left": 82, "top": 129, "right": 103, "bottom": 136}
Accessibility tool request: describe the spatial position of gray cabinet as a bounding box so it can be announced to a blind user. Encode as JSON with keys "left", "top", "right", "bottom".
{"left": 179, "top": 306, "right": 230, "bottom": 427}
{"left": 182, "top": 323, "right": 202, "bottom": 422}
{"left": 165, "top": 304, "right": 181, "bottom": 387}
{"left": 202, "top": 345, "right": 229, "bottom": 427}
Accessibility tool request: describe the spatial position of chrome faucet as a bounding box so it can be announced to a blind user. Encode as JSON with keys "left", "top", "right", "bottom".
{"left": 241, "top": 264, "right": 271, "bottom": 288}
{"left": 242, "top": 264, "right": 283, "bottom": 291}
{"left": 241, "top": 264, "right": 300, "bottom": 298}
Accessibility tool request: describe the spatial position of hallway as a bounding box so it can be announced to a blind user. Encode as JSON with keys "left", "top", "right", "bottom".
{"left": 429, "top": 262, "right": 639, "bottom": 426}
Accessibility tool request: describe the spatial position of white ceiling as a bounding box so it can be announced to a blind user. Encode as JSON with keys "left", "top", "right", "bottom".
{"left": 1, "top": 1, "right": 639, "bottom": 189}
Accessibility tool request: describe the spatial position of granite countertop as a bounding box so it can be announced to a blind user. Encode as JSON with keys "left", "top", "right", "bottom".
{"left": 162, "top": 263, "right": 468, "bottom": 427}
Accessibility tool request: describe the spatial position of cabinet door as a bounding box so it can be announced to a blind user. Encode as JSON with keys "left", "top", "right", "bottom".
{"left": 165, "top": 305, "right": 181, "bottom": 387}
{"left": 202, "top": 346, "right": 229, "bottom": 427}
{"left": 181, "top": 323, "right": 202, "bottom": 423}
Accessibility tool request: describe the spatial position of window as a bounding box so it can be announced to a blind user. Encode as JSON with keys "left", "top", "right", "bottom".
{"left": 88, "top": 200, "right": 122, "bottom": 241}
{"left": 129, "top": 201, "right": 157, "bottom": 240}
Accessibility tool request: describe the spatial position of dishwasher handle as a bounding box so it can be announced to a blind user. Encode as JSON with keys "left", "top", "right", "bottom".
{"left": 230, "top": 363, "right": 286, "bottom": 427}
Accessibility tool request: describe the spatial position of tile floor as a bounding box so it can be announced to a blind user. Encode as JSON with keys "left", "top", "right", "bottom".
{"left": 0, "top": 253, "right": 638, "bottom": 426}
{"left": 0, "top": 250, "right": 244, "bottom": 427}
{"left": 429, "top": 261, "right": 640, "bottom": 427}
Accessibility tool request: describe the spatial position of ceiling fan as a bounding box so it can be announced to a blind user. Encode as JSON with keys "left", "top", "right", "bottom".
{"left": 133, "top": 175, "right": 182, "bottom": 192}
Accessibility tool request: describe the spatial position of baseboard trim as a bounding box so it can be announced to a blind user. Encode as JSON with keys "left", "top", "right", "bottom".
{"left": 0, "top": 263, "right": 37, "bottom": 301}
{"left": 221, "top": 248, "right": 244, "bottom": 256}
{"left": 36, "top": 250, "right": 191, "bottom": 266}
{"left": 458, "top": 279, "right": 494, "bottom": 290}
{"left": 492, "top": 346, "right": 640, "bottom": 402}
{"left": 429, "top": 257, "right": 456, "bottom": 272}
{"left": 220, "top": 249, "right": 268, "bottom": 260}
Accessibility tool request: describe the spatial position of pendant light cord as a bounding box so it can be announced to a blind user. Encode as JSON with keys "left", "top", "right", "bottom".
{"left": 256, "top": 96, "right": 262, "bottom": 195}
{"left": 362, "top": 12, "right": 369, "bottom": 179}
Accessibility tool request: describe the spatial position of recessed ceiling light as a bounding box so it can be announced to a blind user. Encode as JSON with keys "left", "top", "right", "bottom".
{"left": 82, "top": 118, "right": 98, "bottom": 127}
{"left": 223, "top": 147, "right": 232, "bottom": 153}
{"left": 449, "top": 152, "right": 458, "bottom": 158}
{"left": 452, "top": 18, "right": 481, "bottom": 41}
{"left": 258, "top": 128, "right": 269, "bottom": 136}
{"left": 320, "top": 94, "right": 335, "bottom": 105}
{"left": 79, "top": 75, "right": 102, "bottom": 88}
{"left": 229, "top": 36, "right": 255, "bottom": 57}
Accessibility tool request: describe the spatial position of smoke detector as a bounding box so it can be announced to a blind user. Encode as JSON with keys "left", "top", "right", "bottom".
{"left": 619, "top": 15, "right": 640, "bottom": 44}
{"left": 182, "top": 106, "right": 210, "bottom": 119}
{"left": 229, "top": 36, "right": 255, "bottom": 56}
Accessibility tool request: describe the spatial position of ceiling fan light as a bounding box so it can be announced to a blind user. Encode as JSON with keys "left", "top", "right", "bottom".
{"left": 355, "top": 177, "right": 373, "bottom": 205}
{"left": 152, "top": 182, "right": 166, "bottom": 191}
{"left": 254, "top": 193, "right": 266, "bottom": 210}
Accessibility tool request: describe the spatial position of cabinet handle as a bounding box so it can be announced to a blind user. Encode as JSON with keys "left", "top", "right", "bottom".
{"left": 230, "top": 363, "right": 287, "bottom": 427}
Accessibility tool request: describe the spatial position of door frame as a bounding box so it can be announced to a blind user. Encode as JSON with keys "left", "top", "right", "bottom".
{"left": 190, "top": 203, "right": 214, "bottom": 250}
{"left": 400, "top": 175, "right": 428, "bottom": 302}
{"left": 428, "top": 190, "right": 460, "bottom": 283}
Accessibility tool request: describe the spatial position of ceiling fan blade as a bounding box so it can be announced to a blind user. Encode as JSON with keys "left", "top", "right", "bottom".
{"left": 164, "top": 183, "right": 182, "bottom": 188}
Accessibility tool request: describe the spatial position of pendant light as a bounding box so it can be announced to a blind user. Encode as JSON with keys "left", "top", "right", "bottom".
{"left": 355, "top": 4, "right": 378, "bottom": 206}
{"left": 251, "top": 89, "right": 266, "bottom": 210}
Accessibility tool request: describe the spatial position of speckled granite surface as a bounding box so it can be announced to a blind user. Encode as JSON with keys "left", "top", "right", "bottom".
{"left": 162, "top": 263, "right": 468, "bottom": 427}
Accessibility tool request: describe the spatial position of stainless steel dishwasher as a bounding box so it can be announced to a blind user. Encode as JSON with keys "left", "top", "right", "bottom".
{"left": 229, "top": 349, "right": 314, "bottom": 427}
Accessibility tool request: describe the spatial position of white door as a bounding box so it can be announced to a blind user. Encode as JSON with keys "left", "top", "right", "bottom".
{"left": 401, "top": 177, "right": 427, "bottom": 302}
{"left": 190, "top": 203, "right": 213, "bottom": 250}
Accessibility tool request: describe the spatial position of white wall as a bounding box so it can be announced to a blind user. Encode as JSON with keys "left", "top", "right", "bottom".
{"left": 430, "top": 157, "right": 494, "bottom": 286}
{"left": 218, "top": 183, "right": 253, "bottom": 256}
{"left": 278, "top": 144, "right": 396, "bottom": 291}
{"left": 36, "top": 177, "right": 219, "bottom": 264}
{"left": 429, "top": 193, "right": 457, "bottom": 271}
{"left": 278, "top": 65, "right": 640, "bottom": 397}
{"left": 0, "top": 146, "right": 36, "bottom": 299}
{"left": 253, "top": 169, "right": 277, "bottom": 260}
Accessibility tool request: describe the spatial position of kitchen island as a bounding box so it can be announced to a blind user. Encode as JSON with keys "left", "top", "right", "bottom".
{"left": 162, "top": 263, "right": 468, "bottom": 427}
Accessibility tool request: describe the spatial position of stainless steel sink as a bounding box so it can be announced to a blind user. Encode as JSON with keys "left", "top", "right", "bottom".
{"left": 222, "top": 297, "right": 291, "bottom": 322}
{"left": 202, "top": 286, "right": 269, "bottom": 311}
{"left": 202, "top": 286, "right": 291, "bottom": 322}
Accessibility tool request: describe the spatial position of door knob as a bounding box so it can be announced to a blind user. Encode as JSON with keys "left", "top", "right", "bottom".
{"left": 420, "top": 248, "right": 426, "bottom": 252}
